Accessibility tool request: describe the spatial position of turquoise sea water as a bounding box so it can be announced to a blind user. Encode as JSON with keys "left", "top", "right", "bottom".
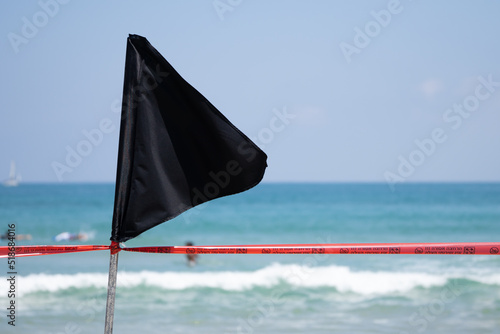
{"left": 1, "top": 183, "right": 499, "bottom": 333}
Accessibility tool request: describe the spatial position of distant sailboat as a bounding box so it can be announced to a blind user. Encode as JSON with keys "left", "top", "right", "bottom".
{"left": 4, "top": 161, "right": 21, "bottom": 187}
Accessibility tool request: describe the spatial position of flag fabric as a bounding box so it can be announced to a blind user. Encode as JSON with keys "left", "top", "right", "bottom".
{"left": 111, "top": 34, "right": 267, "bottom": 242}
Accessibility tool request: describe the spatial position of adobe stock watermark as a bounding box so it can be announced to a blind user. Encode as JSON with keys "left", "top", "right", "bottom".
{"left": 51, "top": 63, "right": 169, "bottom": 182}
{"left": 399, "top": 279, "right": 467, "bottom": 334}
{"left": 339, "top": 0, "right": 408, "bottom": 64}
{"left": 236, "top": 235, "right": 334, "bottom": 334}
{"left": 176, "top": 155, "right": 248, "bottom": 226}
{"left": 47, "top": 270, "right": 142, "bottom": 334}
{"left": 51, "top": 120, "right": 116, "bottom": 182}
{"left": 213, "top": 0, "right": 243, "bottom": 21}
{"left": 179, "top": 106, "right": 295, "bottom": 225}
{"left": 384, "top": 74, "right": 499, "bottom": 191}
{"left": 7, "top": 0, "right": 71, "bottom": 54}
{"left": 250, "top": 106, "right": 296, "bottom": 149}
{"left": 47, "top": 292, "right": 106, "bottom": 334}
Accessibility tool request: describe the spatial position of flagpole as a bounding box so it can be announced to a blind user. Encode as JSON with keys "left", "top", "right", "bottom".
{"left": 104, "top": 242, "right": 120, "bottom": 334}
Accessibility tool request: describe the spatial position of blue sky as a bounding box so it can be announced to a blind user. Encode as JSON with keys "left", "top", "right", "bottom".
{"left": 1, "top": 1, "right": 499, "bottom": 184}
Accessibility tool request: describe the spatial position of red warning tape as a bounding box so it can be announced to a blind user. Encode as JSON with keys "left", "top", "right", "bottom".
{"left": 122, "top": 242, "right": 500, "bottom": 255}
{"left": 0, "top": 245, "right": 110, "bottom": 258}
{"left": 1, "top": 242, "right": 499, "bottom": 258}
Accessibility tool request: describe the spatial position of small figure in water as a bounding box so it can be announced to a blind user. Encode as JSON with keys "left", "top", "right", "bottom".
{"left": 185, "top": 241, "right": 198, "bottom": 267}
{"left": 0, "top": 230, "right": 32, "bottom": 240}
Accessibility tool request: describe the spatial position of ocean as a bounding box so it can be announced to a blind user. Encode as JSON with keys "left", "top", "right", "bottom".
{"left": 1, "top": 183, "right": 499, "bottom": 334}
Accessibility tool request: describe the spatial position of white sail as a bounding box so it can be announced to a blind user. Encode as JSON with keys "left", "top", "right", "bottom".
{"left": 9, "top": 161, "right": 15, "bottom": 179}
{"left": 4, "top": 161, "right": 20, "bottom": 187}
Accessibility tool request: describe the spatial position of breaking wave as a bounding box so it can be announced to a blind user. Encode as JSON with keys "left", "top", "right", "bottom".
{"left": 3, "top": 263, "right": 499, "bottom": 297}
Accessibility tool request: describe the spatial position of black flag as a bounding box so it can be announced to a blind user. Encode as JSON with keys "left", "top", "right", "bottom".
{"left": 111, "top": 35, "right": 267, "bottom": 242}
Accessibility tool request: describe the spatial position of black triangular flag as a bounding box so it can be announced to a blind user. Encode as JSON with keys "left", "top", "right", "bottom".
{"left": 111, "top": 35, "right": 267, "bottom": 242}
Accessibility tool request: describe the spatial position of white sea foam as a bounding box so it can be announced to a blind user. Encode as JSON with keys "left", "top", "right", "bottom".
{"left": 2, "top": 263, "right": 499, "bottom": 297}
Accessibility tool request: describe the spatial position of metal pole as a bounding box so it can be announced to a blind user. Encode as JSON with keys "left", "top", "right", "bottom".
{"left": 104, "top": 244, "right": 120, "bottom": 334}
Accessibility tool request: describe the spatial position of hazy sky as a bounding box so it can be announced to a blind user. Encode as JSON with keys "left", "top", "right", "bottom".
{"left": 1, "top": 1, "right": 499, "bottom": 184}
